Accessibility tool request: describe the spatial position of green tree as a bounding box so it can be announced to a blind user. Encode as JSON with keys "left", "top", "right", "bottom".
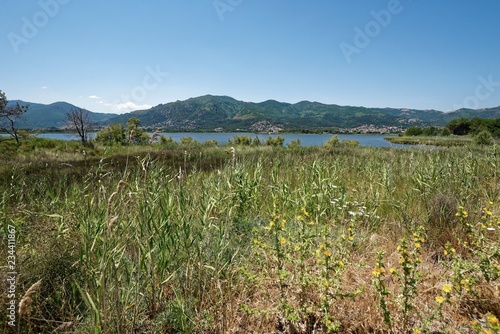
{"left": 447, "top": 118, "right": 471, "bottom": 135}
{"left": 95, "top": 124, "right": 126, "bottom": 145}
{"left": 422, "top": 126, "right": 438, "bottom": 136}
{"left": 0, "top": 90, "right": 29, "bottom": 144}
{"left": 439, "top": 128, "right": 451, "bottom": 136}
{"left": 405, "top": 127, "right": 424, "bottom": 136}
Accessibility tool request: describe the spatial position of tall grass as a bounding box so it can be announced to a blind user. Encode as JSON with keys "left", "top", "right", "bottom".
{"left": 1, "top": 142, "right": 499, "bottom": 332}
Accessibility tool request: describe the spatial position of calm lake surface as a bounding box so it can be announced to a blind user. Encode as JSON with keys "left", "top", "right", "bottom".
{"left": 34, "top": 132, "right": 409, "bottom": 148}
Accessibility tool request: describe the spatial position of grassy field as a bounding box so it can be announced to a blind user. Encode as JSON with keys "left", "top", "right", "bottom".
{"left": 1, "top": 138, "right": 500, "bottom": 333}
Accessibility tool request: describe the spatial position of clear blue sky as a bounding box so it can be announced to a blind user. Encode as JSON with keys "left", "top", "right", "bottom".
{"left": 1, "top": 0, "right": 500, "bottom": 114}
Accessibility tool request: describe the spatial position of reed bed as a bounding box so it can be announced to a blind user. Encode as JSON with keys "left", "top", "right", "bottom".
{"left": 1, "top": 143, "right": 499, "bottom": 333}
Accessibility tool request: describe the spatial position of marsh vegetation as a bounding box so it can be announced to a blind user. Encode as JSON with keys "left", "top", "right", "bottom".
{"left": 1, "top": 137, "right": 499, "bottom": 333}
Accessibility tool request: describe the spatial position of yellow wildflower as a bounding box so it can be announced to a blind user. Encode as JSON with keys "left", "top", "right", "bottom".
{"left": 309, "top": 221, "right": 315, "bottom": 226}
{"left": 269, "top": 221, "right": 275, "bottom": 227}
{"left": 338, "top": 260, "right": 345, "bottom": 268}
{"left": 280, "top": 237, "right": 286, "bottom": 244}
{"left": 435, "top": 296, "right": 444, "bottom": 304}
{"left": 302, "top": 208, "right": 310, "bottom": 218}
{"left": 389, "top": 267, "right": 396, "bottom": 274}
{"left": 442, "top": 284, "right": 452, "bottom": 293}
{"left": 372, "top": 267, "right": 385, "bottom": 277}
{"left": 323, "top": 281, "right": 329, "bottom": 287}
{"left": 415, "top": 243, "right": 421, "bottom": 249}
{"left": 323, "top": 250, "right": 332, "bottom": 257}
{"left": 488, "top": 314, "right": 499, "bottom": 325}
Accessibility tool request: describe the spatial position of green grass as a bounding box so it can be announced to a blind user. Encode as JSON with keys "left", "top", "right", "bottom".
{"left": 385, "top": 135, "right": 476, "bottom": 147}
{"left": 1, "top": 139, "right": 500, "bottom": 333}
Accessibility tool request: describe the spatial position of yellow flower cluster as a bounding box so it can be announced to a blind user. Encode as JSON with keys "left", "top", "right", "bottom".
{"left": 488, "top": 313, "right": 499, "bottom": 326}
{"left": 455, "top": 206, "right": 469, "bottom": 218}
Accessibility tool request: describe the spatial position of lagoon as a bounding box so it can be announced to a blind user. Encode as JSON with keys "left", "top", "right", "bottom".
{"left": 33, "top": 132, "right": 408, "bottom": 148}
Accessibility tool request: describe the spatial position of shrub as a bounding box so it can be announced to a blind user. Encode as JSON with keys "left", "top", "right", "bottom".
{"left": 474, "top": 130, "right": 494, "bottom": 146}
{"left": 287, "top": 138, "right": 301, "bottom": 149}
{"left": 323, "top": 135, "right": 339, "bottom": 148}
{"left": 266, "top": 135, "right": 284, "bottom": 147}
{"left": 95, "top": 124, "right": 126, "bottom": 145}
{"left": 405, "top": 127, "right": 424, "bottom": 136}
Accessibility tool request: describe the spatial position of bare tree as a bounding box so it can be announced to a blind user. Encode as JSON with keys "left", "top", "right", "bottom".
{"left": 66, "top": 108, "right": 94, "bottom": 145}
{"left": 0, "top": 90, "right": 29, "bottom": 144}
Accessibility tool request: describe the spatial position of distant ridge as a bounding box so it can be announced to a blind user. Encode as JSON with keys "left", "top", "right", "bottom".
{"left": 106, "top": 95, "right": 500, "bottom": 132}
{"left": 6, "top": 100, "right": 116, "bottom": 129}
{"left": 6, "top": 96, "right": 500, "bottom": 131}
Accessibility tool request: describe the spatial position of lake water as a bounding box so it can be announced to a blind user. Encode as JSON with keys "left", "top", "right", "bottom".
{"left": 33, "top": 132, "right": 408, "bottom": 148}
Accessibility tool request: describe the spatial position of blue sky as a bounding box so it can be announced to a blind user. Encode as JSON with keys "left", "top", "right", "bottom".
{"left": 1, "top": 0, "right": 500, "bottom": 114}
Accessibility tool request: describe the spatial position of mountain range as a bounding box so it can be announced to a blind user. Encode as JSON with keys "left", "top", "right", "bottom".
{"left": 6, "top": 100, "right": 116, "bottom": 129}
{"left": 7, "top": 95, "right": 500, "bottom": 132}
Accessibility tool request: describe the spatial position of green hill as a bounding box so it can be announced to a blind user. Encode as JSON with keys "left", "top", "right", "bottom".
{"left": 6, "top": 100, "right": 116, "bottom": 129}
{"left": 6, "top": 96, "right": 500, "bottom": 132}
{"left": 106, "top": 95, "right": 500, "bottom": 132}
